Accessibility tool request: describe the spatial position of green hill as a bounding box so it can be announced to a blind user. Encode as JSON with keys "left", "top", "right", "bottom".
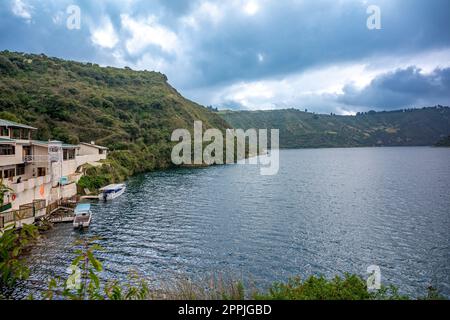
{"left": 219, "top": 107, "right": 450, "bottom": 148}
{"left": 1, "top": 51, "right": 449, "bottom": 186}
{"left": 0, "top": 51, "right": 230, "bottom": 183}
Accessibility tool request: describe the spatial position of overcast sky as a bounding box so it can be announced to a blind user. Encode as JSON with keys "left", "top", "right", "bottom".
{"left": 1, "top": 0, "right": 450, "bottom": 114}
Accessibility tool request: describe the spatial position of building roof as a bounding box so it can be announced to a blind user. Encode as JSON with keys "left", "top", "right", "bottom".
{"left": 0, "top": 119, "right": 37, "bottom": 130}
{"left": 62, "top": 143, "right": 79, "bottom": 149}
{"left": 32, "top": 140, "right": 80, "bottom": 149}
{"left": 0, "top": 138, "right": 33, "bottom": 145}
{"left": 80, "top": 142, "right": 109, "bottom": 150}
{"left": 0, "top": 137, "right": 15, "bottom": 143}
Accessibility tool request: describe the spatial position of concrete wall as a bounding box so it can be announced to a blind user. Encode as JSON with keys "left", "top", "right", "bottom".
{"left": 6, "top": 180, "right": 53, "bottom": 210}
{"left": 0, "top": 143, "right": 23, "bottom": 166}
{"left": 61, "top": 183, "right": 77, "bottom": 199}
{"left": 62, "top": 159, "right": 78, "bottom": 177}
{"left": 77, "top": 154, "right": 106, "bottom": 165}
{"left": 79, "top": 144, "right": 98, "bottom": 156}
{"left": 2, "top": 142, "right": 106, "bottom": 218}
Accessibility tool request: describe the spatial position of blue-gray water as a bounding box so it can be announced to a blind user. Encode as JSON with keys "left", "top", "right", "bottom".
{"left": 13, "top": 147, "right": 450, "bottom": 298}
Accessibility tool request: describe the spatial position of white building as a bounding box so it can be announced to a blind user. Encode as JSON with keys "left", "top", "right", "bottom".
{"left": 0, "top": 119, "right": 108, "bottom": 230}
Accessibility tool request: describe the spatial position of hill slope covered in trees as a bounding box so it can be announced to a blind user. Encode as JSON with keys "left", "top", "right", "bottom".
{"left": 0, "top": 51, "right": 229, "bottom": 183}
{"left": 1, "top": 51, "right": 449, "bottom": 184}
{"left": 219, "top": 107, "right": 450, "bottom": 148}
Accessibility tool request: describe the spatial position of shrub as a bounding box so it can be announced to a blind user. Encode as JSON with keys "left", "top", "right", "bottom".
{"left": 253, "top": 274, "right": 409, "bottom": 300}
{"left": 0, "top": 225, "right": 40, "bottom": 288}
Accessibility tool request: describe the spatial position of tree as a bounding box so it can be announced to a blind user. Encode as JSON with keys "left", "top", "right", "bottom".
{"left": 0, "top": 179, "right": 13, "bottom": 207}
{"left": 0, "top": 225, "right": 40, "bottom": 289}
{"left": 43, "top": 237, "right": 149, "bottom": 300}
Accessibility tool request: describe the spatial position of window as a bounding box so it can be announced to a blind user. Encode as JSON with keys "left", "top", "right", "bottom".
{"left": 11, "top": 128, "right": 21, "bottom": 139}
{"left": 3, "top": 168, "right": 15, "bottom": 179}
{"left": 16, "top": 164, "right": 26, "bottom": 176}
{"left": 23, "top": 146, "right": 32, "bottom": 156}
{"left": 0, "top": 144, "right": 15, "bottom": 155}
{"left": 0, "top": 126, "right": 9, "bottom": 137}
{"left": 63, "top": 149, "right": 76, "bottom": 160}
{"left": 37, "top": 167, "right": 46, "bottom": 177}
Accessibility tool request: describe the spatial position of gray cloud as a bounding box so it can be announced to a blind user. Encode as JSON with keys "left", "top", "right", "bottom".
{"left": 338, "top": 67, "right": 450, "bottom": 110}
{"left": 1, "top": 0, "right": 450, "bottom": 112}
{"left": 177, "top": 0, "right": 450, "bottom": 87}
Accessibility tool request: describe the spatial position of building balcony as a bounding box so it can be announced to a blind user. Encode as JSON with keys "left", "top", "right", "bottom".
{"left": 44, "top": 175, "right": 52, "bottom": 184}
{"left": 36, "top": 176, "right": 44, "bottom": 186}
{"left": 23, "top": 155, "right": 49, "bottom": 163}
{"left": 23, "top": 155, "right": 33, "bottom": 163}
{"left": 5, "top": 176, "right": 51, "bottom": 192}
{"left": 25, "top": 178, "right": 36, "bottom": 190}
{"left": 10, "top": 181, "right": 25, "bottom": 193}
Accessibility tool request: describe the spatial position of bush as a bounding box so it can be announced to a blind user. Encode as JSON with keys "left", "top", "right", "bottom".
{"left": 77, "top": 173, "right": 109, "bottom": 191}
{"left": 0, "top": 56, "right": 18, "bottom": 75}
{"left": 0, "top": 111, "right": 21, "bottom": 123}
{"left": 0, "top": 225, "right": 40, "bottom": 288}
{"left": 253, "top": 274, "right": 409, "bottom": 300}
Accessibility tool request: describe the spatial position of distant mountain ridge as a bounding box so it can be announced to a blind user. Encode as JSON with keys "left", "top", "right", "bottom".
{"left": 219, "top": 107, "right": 450, "bottom": 148}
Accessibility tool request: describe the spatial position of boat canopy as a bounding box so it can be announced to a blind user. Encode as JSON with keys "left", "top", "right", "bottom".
{"left": 100, "top": 184, "right": 125, "bottom": 192}
{"left": 75, "top": 203, "right": 91, "bottom": 215}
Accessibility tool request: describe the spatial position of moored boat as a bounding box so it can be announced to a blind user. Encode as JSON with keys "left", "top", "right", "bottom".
{"left": 73, "top": 203, "right": 92, "bottom": 228}
{"left": 98, "top": 184, "right": 126, "bottom": 201}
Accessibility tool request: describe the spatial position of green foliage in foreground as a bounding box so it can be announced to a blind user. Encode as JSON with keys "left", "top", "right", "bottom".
{"left": 42, "top": 237, "right": 149, "bottom": 300}
{"left": 35, "top": 238, "right": 444, "bottom": 301}
{"left": 0, "top": 233, "right": 447, "bottom": 300}
{"left": 0, "top": 179, "right": 13, "bottom": 206}
{"left": 0, "top": 225, "right": 40, "bottom": 287}
{"left": 254, "top": 275, "right": 408, "bottom": 300}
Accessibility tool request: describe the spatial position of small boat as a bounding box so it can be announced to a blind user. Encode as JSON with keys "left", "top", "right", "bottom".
{"left": 98, "top": 184, "right": 126, "bottom": 201}
{"left": 73, "top": 203, "right": 92, "bottom": 228}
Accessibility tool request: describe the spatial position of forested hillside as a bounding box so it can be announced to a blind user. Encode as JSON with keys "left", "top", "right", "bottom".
{"left": 219, "top": 107, "right": 450, "bottom": 148}
{"left": 0, "top": 51, "right": 229, "bottom": 183}
{"left": 1, "top": 51, "right": 449, "bottom": 186}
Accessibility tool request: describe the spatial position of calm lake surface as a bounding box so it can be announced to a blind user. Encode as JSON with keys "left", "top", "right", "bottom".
{"left": 13, "top": 147, "right": 450, "bottom": 298}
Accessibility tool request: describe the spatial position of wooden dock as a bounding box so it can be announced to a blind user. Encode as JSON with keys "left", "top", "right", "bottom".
{"left": 80, "top": 195, "right": 99, "bottom": 200}
{"left": 49, "top": 208, "right": 75, "bottom": 223}
{"left": 48, "top": 203, "right": 76, "bottom": 224}
{"left": 1, "top": 197, "right": 84, "bottom": 232}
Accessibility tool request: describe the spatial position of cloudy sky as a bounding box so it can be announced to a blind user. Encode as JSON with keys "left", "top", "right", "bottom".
{"left": 1, "top": 0, "right": 450, "bottom": 114}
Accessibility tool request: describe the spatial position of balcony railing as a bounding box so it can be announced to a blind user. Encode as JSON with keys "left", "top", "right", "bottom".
{"left": 0, "top": 199, "right": 46, "bottom": 229}
{"left": 25, "top": 178, "right": 36, "bottom": 190}
{"left": 23, "top": 155, "right": 49, "bottom": 163}
{"left": 11, "top": 182, "right": 25, "bottom": 193}
{"left": 6, "top": 175, "right": 52, "bottom": 194}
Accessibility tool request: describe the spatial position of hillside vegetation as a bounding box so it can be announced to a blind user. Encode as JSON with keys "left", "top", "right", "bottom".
{"left": 1, "top": 51, "right": 449, "bottom": 186}
{"left": 219, "top": 107, "right": 450, "bottom": 148}
{"left": 0, "top": 51, "right": 229, "bottom": 186}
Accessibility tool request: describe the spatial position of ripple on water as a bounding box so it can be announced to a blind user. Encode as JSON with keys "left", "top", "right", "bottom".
{"left": 10, "top": 147, "right": 450, "bottom": 299}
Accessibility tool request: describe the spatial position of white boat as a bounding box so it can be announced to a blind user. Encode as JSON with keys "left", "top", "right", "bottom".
{"left": 98, "top": 184, "right": 126, "bottom": 201}
{"left": 73, "top": 203, "right": 92, "bottom": 228}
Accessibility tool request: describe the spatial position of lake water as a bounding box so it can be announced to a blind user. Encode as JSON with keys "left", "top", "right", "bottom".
{"left": 11, "top": 147, "right": 450, "bottom": 298}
